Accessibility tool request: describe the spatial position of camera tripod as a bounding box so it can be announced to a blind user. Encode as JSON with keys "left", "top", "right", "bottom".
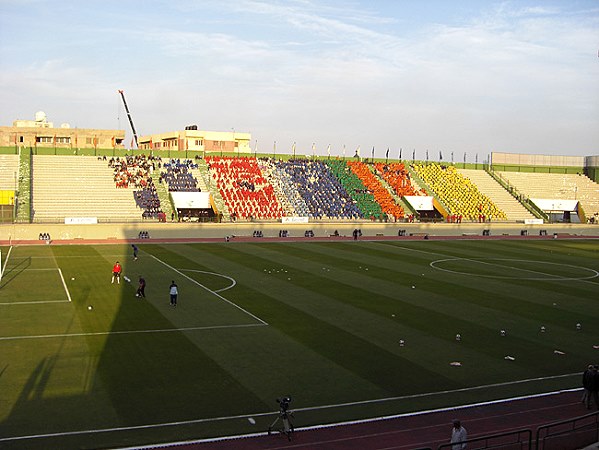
{"left": 268, "top": 409, "right": 294, "bottom": 441}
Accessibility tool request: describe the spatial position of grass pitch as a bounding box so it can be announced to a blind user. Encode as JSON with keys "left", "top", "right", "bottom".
{"left": 0, "top": 239, "right": 598, "bottom": 449}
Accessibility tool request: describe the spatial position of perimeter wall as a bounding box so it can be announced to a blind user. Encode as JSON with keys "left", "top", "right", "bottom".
{"left": 491, "top": 152, "right": 599, "bottom": 182}
{"left": 1, "top": 221, "right": 597, "bottom": 244}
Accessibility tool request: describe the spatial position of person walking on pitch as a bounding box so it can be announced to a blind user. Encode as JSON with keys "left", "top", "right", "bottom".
{"left": 136, "top": 276, "right": 146, "bottom": 298}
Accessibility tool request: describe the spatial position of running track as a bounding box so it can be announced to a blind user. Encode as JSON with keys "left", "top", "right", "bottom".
{"left": 147, "top": 390, "right": 597, "bottom": 450}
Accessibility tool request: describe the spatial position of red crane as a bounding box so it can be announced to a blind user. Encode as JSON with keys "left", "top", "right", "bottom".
{"left": 118, "top": 89, "right": 138, "bottom": 149}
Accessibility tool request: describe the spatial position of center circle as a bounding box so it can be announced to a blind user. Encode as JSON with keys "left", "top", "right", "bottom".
{"left": 429, "top": 258, "right": 599, "bottom": 281}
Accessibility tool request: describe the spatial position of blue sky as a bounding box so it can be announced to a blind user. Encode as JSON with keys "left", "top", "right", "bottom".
{"left": 0, "top": 0, "right": 598, "bottom": 159}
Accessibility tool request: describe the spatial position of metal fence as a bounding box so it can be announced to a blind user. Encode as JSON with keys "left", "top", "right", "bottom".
{"left": 437, "top": 429, "right": 532, "bottom": 450}
{"left": 536, "top": 410, "right": 599, "bottom": 450}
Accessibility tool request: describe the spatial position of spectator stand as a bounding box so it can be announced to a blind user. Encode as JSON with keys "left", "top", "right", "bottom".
{"left": 108, "top": 155, "right": 165, "bottom": 220}
{"left": 206, "top": 156, "right": 284, "bottom": 220}
{"left": 276, "top": 159, "right": 362, "bottom": 220}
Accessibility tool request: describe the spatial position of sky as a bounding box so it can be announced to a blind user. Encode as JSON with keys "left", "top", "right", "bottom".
{"left": 0, "top": 0, "right": 598, "bottom": 160}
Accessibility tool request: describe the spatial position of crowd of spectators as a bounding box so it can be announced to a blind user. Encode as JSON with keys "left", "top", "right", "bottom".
{"left": 326, "top": 160, "right": 381, "bottom": 219}
{"left": 374, "top": 163, "right": 426, "bottom": 197}
{"left": 206, "top": 156, "right": 284, "bottom": 220}
{"left": 347, "top": 161, "right": 405, "bottom": 221}
{"left": 412, "top": 163, "right": 506, "bottom": 221}
{"left": 275, "top": 159, "right": 362, "bottom": 220}
{"left": 108, "top": 154, "right": 164, "bottom": 220}
{"left": 259, "top": 158, "right": 310, "bottom": 217}
{"left": 159, "top": 159, "right": 200, "bottom": 192}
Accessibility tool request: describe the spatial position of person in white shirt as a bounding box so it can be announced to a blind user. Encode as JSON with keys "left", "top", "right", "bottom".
{"left": 451, "top": 419, "right": 467, "bottom": 450}
{"left": 169, "top": 280, "right": 178, "bottom": 307}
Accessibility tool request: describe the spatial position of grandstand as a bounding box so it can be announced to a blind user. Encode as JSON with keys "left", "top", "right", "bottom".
{"left": 457, "top": 168, "right": 536, "bottom": 222}
{"left": 0, "top": 154, "right": 18, "bottom": 190}
{"left": 412, "top": 163, "right": 507, "bottom": 221}
{"left": 0, "top": 147, "right": 596, "bottom": 230}
{"left": 1, "top": 148, "right": 599, "bottom": 450}
{"left": 497, "top": 171, "right": 599, "bottom": 222}
{"left": 31, "top": 155, "right": 143, "bottom": 222}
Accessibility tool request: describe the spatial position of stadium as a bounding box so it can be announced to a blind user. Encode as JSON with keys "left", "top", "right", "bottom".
{"left": 0, "top": 112, "right": 598, "bottom": 450}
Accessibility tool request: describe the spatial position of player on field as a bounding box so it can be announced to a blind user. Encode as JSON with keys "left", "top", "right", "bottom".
{"left": 136, "top": 276, "right": 146, "bottom": 298}
{"left": 111, "top": 261, "right": 122, "bottom": 284}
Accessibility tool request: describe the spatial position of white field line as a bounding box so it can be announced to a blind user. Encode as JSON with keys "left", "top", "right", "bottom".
{"left": 180, "top": 269, "right": 237, "bottom": 293}
{"left": 57, "top": 268, "right": 72, "bottom": 302}
{"left": 387, "top": 243, "right": 599, "bottom": 284}
{"left": 430, "top": 257, "right": 599, "bottom": 281}
{"left": 0, "top": 268, "right": 71, "bottom": 305}
{"left": 150, "top": 254, "right": 268, "bottom": 325}
{"left": 0, "top": 300, "right": 70, "bottom": 306}
{"left": 0, "top": 323, "right": 266, "bottom": 342}
{"left": 0, "top": 376, "right": 581, "bottom": 444}
{"left": 0, "top": 245, "right": 12, "bottom": 280}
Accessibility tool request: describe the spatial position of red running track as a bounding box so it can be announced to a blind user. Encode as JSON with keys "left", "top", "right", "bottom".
{"left": 161, "top": 390, "right": 595, "bottom": 450}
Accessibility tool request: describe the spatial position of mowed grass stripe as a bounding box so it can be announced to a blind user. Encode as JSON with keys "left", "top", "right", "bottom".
{"left": 0, "top": 240, "right": 597, "bottom": 450}
{"left": 195, "top": 241, "right": 596, "bottom": 377}
{"left": 145, "top": 243, "right": 396, "bottom": 404}
{"left": 255, "top": 241, "right": 580, "bottom": 336}
{"left": 153, "top": 243, "right": 465, "bottom": 393}
{"left": 173, "top": 243, "right": 547, "bottom": 383}
{"left": 254, "top": 244, "right": 587, "bottom": 374}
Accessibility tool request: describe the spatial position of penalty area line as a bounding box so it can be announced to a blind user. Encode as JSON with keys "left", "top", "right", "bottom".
{"left": 57, "top": 268, "right": 72, "bottom": 302}
{"left": 0, "top": 245, "right": 12, "bottom": 281}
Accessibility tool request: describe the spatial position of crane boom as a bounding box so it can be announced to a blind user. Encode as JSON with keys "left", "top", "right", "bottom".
{"left": 118, "top": 89, "right": 138, "bottom": 148}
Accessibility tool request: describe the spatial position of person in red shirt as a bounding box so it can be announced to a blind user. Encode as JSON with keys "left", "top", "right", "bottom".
{"left": 111, "top": 261, "right": 122, "bottom": 284}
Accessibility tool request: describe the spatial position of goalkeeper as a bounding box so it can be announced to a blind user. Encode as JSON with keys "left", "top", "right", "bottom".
{"left": 111, "top": 261, "right": 122, "bottom": 284}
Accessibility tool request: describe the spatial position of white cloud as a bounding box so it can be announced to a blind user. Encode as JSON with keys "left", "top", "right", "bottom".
{"left": 0, "top": 1, "right": 597, "bottom": 156}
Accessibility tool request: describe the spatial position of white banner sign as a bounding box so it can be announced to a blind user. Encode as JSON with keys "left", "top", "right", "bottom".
{"left": 282, "top": 216, "right": 309, "bottom": 224}
{"left": 171, "top": 192, "right": 211, "bottom": 209}
{"left": 65, "top": 217, "right": 98, "bottom": 224}
{"left": 404, "top": 196, "right": 434, "bottom": 211}
{"left": 530, "top": 198, "right": 578, "bottom": 212}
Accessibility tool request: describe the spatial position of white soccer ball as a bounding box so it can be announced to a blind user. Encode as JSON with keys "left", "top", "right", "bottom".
{"left": 87, "top": 305, "right": 93, "bottom": 310}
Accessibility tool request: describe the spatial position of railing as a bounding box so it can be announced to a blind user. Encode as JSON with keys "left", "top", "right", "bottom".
{"left": 536, "top": 410, "right": 599, "bottom": 450}
{"left": 437, "top": 429, "right": 532, "bottom": 450}
{"left": 486, "top": 167, "right": 548, "bottom": 222}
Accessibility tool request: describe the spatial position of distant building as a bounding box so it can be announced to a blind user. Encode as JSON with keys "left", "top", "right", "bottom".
{"left": 138, "top": 126, "right": 251, "bottom": 154}
{"left": 0, "top": 111, "right": 125, "bottom": 150}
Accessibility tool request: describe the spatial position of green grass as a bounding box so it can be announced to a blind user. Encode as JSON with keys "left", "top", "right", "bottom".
{"left": 0, "top": 239, "right": 598, "bottom": 449}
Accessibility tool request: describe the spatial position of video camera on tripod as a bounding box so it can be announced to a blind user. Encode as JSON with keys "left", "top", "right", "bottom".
{"left": 277, "top": 396, "right": 291, "bottom": 413}
{"left": 269, "top": 396, "right": 294, "bottom": 440}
